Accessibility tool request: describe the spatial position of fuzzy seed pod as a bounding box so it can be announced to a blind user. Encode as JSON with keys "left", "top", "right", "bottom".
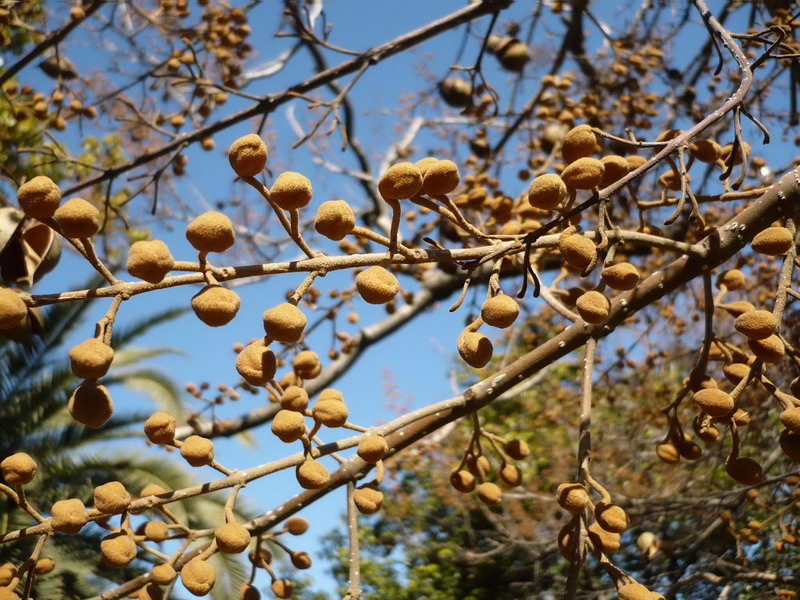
{"left": 144, "top": 411, "right": 177, "bottom": 445}
{"left": 497, "top": 40, "right": 530, "bottom": 71}
{"left": 151, "top": 563, "right": 177, "bottom": 585}
{"left": 780, "top": 430, "right": 800, "bottom": 462}
{"left": 127, "top": 240, "right": 174, "bottom": 284}
{"left": 559, "top": 231, "right": 596, "bottom": 271}
{"left": 54, "top": 197, "right": 99, "bottom": 237}
{"left": 181, "top": 558, "right": 216, "bottom": 597}
{"left": 658, "top": 171, "right": 685, "bottom": 192}
{"left": 716, "top": 269, "right": 745, "bottom": 290}
{"left": 576, "top": 291, "right": 611, "bottom": 325}
{"left": 271, "top": 579, "right": 293, "bottom": 599}
{"left": 600, "top": 155, "right": 629, "bottom": 187}
{"left": 480, "top": 294, "right": 519, "bottom": 329}
{"left": 748, "top": 334, "right": 784, "bottom": 363}
{"left": 94, "top": 481, "right": 131, "bottom": 513}
{"left": 0, "top": 288, "right": 27, "bottom": 330}
{"left": 692, "top": 388, "right": 733, "bottom": 418}
{"left": 420, "top": 160, "right": 460, "bottom": 196}
{"left": 280, "top": 386, "right": 309, "bottom": 412}
{"left": 271, "top": 409, "right": 306, "bottom": 443}
{"left": 314, "top": 200, "right": 355, "bottom": 241}
{"left": 34, "top": 557, "right": 54, "bottom": 574}
{"left": 312, "top": 398, "right": 348, "bottom": 428}
{"left": 0, "top": 587, "right": 19, "bottom": 600}
{"left": 722, "top": 362, "right": 749, "bottom": 385}
{"left": 466, "top": 454, "right": 490, "bottom": 479}
{"left": 781, "top": 407, "right": 800, "bottom": 434}
{"left": 357, "top": 435, "right": 388, "bottom": 463}
{"left": 438, "top": 77, "right": 472, "bottom": 107}
{"left": 720, "top": 141, "right": 750, "bottom": 166}
{"left": 689, "top": 139, "right": 721, "bottom": 164}
{"left": 556, "top": 482, "right": 590, "bottom": 514}
{"left": 69, "top": 337, "right": 114, "bottom": 379}
{"left": 601, "top": 262, "right": 639, "bottom": 290}
{"left": 457, "top": 330, "right": 493, "bottom": 368}
{"left": 100, "top": 532, "right": 137, "bottom": 568}
{"left": 51, "top": 498, "right": 88, "bottom": 534}
{"left": 723, "top": 300, "right": 755, "bottom": 318}
{"left": 228, "top": 134, "right": 268, "bottom": 178}
{"left": 618, "top": 582, "right": 655, "bottom": 600}
{"left": 656, "top": 443, "right": 681, "bottom": 465}
{"left": 17, "top": 175, "right": 62, "bottom": 219}
{"left": 239, "top": 584, "right": 261, "bottom": 600}
{"left": 499, "top": 464, "right": 522, "bottom": 488}
{"left": 588, "top": 521, "right": 620, "bottom": 554}
{"left": 144, "top": 520, "right": 169, "bottom": 542}
{"left": 732, "top": 408, "right": 750, "bottom": 428}
{"left": 191, "top": 285, "right": 240, "bottom": 327}
{"left": 450, "top": 470, "right": 476, "bottom": 493}
{"left": 558, "top": 522, "right": 577, "bottom": 559}
{"left": 527, "top": 173, "right": 567, "bottom": 210}
{"left": 69, "top": 382, "right": 113, "bottom": 427}
{"left": 726, "top": 457, "right": 763, "bottom": 486}
{"left": 235, "top": 340, "right": 277, "bottom": 386}
{"left": 0, "top": 565, "right": 17, "bottom": 586}
{"left": 476, "top": 481, "right": 502, "bottom": 506}
{"left": 140, "top": 483, "right": 166, "bottom": 498}
{"left": 291, "top": 550, "right": 312, "bottom": 570}
{"left": 751, "top": 226, "right": 793, "bottom": 256}
{"left": 626, "top": 155, "right": 647, "bottom": 170}
{"left": 293, "top": 350, "right": 321, "bottom": 379}
{"left": 270, "top": 172, "right": 313, "bottom": 210}
{"left": 562, "top": 124, "right": 596, "bottom": 164}
{"left": 735, "top": 310, "right": 778, "bottom": 340}
{"left": 185, "top": 211, "right": 235, "bottom": 253}
{"left": 1, "top": 453, "right": 36, "bottom": 485}
{"left": 378, "top": 162, "right": 423, "bottom": 201}
{"left": 296, "top": 458, "right": 330, "bottom": 490}
{"left": 560, "top": 157, "right": 605, "bottom": 189}
{"left": 263, "top": 303, "right": 307, "bottom": 343}
{"left": 180, "top": 435, "right": 214, "bottom": 467}
{"left": 503, "top": 439, "right": 529, "bottom": 460}
{"left": 215, "top": 522, "right": 251, "bottom": 554}
{"left": 355, "top": 266, "right": 400, "bottom": 305}
{"left": 595, "top": 501, "right": 629, "bottom": 533}
{"left": 353, "top": 484, "right": 384, "bottom": 514}
{"left": 285, "top": 516, "right": 309, "bottom": 535}
{"left": 318, "top": 388, "right": 344, "bottom": 402}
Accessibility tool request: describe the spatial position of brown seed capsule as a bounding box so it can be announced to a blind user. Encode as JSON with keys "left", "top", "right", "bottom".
{"left": 748, "top": 334, "right": 784, "bottom": 363}
{"left": 312, "top": 399, "right": 348, "bottom": 428}
{"left": 271, "top": 579, "right": 293, "bottom": 599}
{"left": 181, "top": 558, "right": 216, "bottom": 597}
{"left": 438, "top": 77, "right": 472, "bottom": 107}
{"left": 140, "top": 483, "right": 166, "bottom": 497}
{"left": 588, "top": 521, "right": 620, "bottom": 554}
{"left": 720, "top": 141, "right": 750, "bottom": 166}
{"left": 476, "top": 481, "right": 502, "bottom": 506}
{"left": 722, "top": 362, "right": 749, "bottom": 385}
{"left": 296, "top": 458, "right": 330, "bottom": 490}
{"left": 527, "top": 173, "right": 567, "bottom": 210}
{"left": 270, "top": 172, "right": 313, "bottom": 210}
{"left": 559, "top": 231, "right": 596, "bottom": 271}
{"left": 290, "top": 550, "right": 312, "bottom": 570}
{"left": 556, "top": 482, "right": 590, "bottom": 514}
{"left": 34, "top": 557, "right": 55, "bottom": 574}
{"left": 100, "top": 532, "right": 137, "bottom": 567}
{"left": 0, "top": 288, "right": 27, "bottom": 330}
{"left": 558, "top": 522, "right": 577, "bottom": 559}
{"left": 144, "top": 411, "right": 177, "bottom": 445}
{"left": 1, "top": 452, "right": 36, "bottom": 485}
{"left": 716, "top": 268, "right": 745, "bottom": 290}
{"left": 497, "top": 40, "right": 530, "bottom": 71}
{"left": 562, "top": 125, "right": 596, "bottom": 164}
{"left": 420, "top": 160, "right": 460, "bottom": 196}
{"left": 285, "top": 516, "right": 309, "bottom": 535}
{"left": 457, "top": 330, "right": 493, "bottom": 368}
{"left": 576, "top": 291, "right": 611, "bottom": 325}
{"left": 191, "top": 285, "right": 240, "bottom": 327}
{"left": 499, "top": 464, "right": 522, "bottom": 488}
{"left": 781, "top": 407, "right": 800, "bottom": 434}
{"left": 601, "top": 262, "right": 640, "bottom": 290}
{"left": 689, "top": 139, "right": 722, "bottom": 164}
{"left": 357, "top": 435, "right": 388, "bottom": 463}
{"left": 293, "top": 350, "right": 321, "bottom": 379}
{"left": 228, "top": 134, "right": 268, "bottom": 178}
{"left": 751, "top": 226, "right": 793, "bottom": 256}
{"left": 378, "top": 162, "right": 423, "bottom": 201}
{"left": 318, "top": 388, "right": 344, "bottom": 402}
{"left": 0, "top": 564, "right": 17, "bottom": 587}
{"left": 780, "top": 430, "right": 800, "bottom": 462}
{"left": 271, "top": 410, "right": 306, "bottom": 443}
{"left": 354, "top": 484, "right": 384, "bottom": 514}
{"left": 723, "top": 300, "right": 755, "bottom": 317}
{"left": 69, "top": 382, "right": 113, "bottom": 427}
{"left": 240, "top": 584, "right": 260, "bottom": 600}
{"left": 600, "top": 155, "right": 629, "bottom": 187}
{"left": 693, "top": 388, "right": 733, "bottom": 418}
{"left": 151, "top": 563, "right": 177, "bottom": 585}
{"left": 735, "top": 310, "right": 778, "bottom": 340}
{"left": 235, "top": 340, "right": 277, "bottom": 386}
{"left": 180, "top": 435, "right": 214, "bottom": 467}
{"left": 626, "top": 155, "right": 647, "bottom": 170}
{"left": 280, "top": 386, "right": 309, "bottom": 412}
{"left": 618, "top": 582, "right": 657, "bottom": 600}
{"left": 480, "top": 294, "right": 519, "bottom": 329}
{"left": 185, "top": 211, "right": 235, "bottom": 253}
{"left": 263, "top": 302, "right": 307, "bottom": 343}
{"left": 215, "top": 521, "right": 251, "bottom": 554}
{"left": 94, "top": 481, "right": 131, "bottom": 514}
{"left": 50, "top": 498, "right": 88, "bottom": 534}
{"left": 656, "top": 442, "right": 680, "bottom": 464}
{"left": 54, "top": 197, "right": 100, "bottom": 238}
{"left": 68, "top": 337, "right": 114, "bottom": 379}
{"left": 732, "top": 408, "right": 750, "bottom": 427}
{"left": 450, "top": 470, "right": 476, "bottom": 493}
{"left": 356, "top": 266, "right": 400, "bottom": 305}
{"left": 17, "top": 175, "right": 62, "bottom": 219}
{"left": 127, "top": 240, "right": 174, "bottom": 284}
{"left": 726, "top": 457, "right": 763, "bottom": 486}
{"left": 503, "top": 439, "right": 529, "bottom": 460}
{"left": 594, "top": 501, "right": 629, "bottom": 533}
{"left": 560, "top": 157, "right": 604, "bottom": 190}
{"left": 314, "top": 200, "right": 355, "bottom": 241}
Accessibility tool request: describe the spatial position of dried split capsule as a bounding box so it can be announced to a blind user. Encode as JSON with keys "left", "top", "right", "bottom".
{"left": 357, "top": 435, "right": 388, "bottom": 463}
{"left": 314, "top": 200, "right": 355, "bottom": 241}
{"left": 127, "top": 240, "right": 174, "bottom": 284}
{"left": 556, "top": 482, "right": 590, "bottom": 514}
{"left": 780, "top": 407, "right": 800, "bottom": 434}
{"left": 735, "top": 310, "right": 777, "bottom": 340}
{"left": 271, "top": 579, "right": 293, "bottom": 599}
{"left": 558, "top": 230, "right": 596, "bottom": 271}
{"left": 726, "top": 456, "right": 763, "bottom": 486}
{"left": 1, "top": 453, "right": 36, "bottom": 485}
{"left": 69, "top": 337, "right": 114, "bottom": 379}
{"left": 185, "top": 211, "right": 235, "bottom": 253}
{"left": 69, "top": 382, "right": 113, "bottom": 427}
{"left": 689, "top": 138, "right": 722, "bottom": 164}
{"left": 450, "top": 470, "right": 476, "bottom": 493}
{"left": 93, "top": 481, "right": 131, "bottom": 513}
{"left": 100, "top": 532, "right": 137, "bottom": 568}
{"left": 50, "top": 498, "right": 88, "bottom": 534}
{"left": 144, "top": 411, "right": 177, "bottom": 445}
{"left": 285, "top": 516, "right": 309, "bottom": 535}
{"left": 271, "top": 409, "right": 306, "bottom": 443}
{"left": 181, "top": 558, "right": 216, "bottom": 597}
{"left": 296, "top": 458, "right": 330, "bottom": 490}
{"left": 499, "top": 464, "right": 522, "bottom": 488}
{"left": 716, "top": 268, "right": 745, "bottom": 290}
{"left": 270, "top": 172, "right": 313, "bottom": 210}
{"left": 291, "top": 550, "right": 312, "bottom": 569}
{"left": 280, "top": 386, "right": 309, "bottom": 412}
{"left": 594, "top": 501, "right": 629, "bottom": 533}
{"left": 191, "top": 285, "right": 240, "bottom": 327}
{"left": 480, "top": 294, "right": 519, "bottom": 329}
{"left": 476, "top": 481, "right": 502, "bottom": 506}
{"left": 239, "top": 584, "right": 260, "bottom": 600}
{"left": 561, "top": 124, "right": 596, "bottom": 164}
{"left": 293, "top": 350, "right": 321, "bottom": 379}
{"left": 780, "top": 429, "right": 800, "bottom": 462}
{"left": 378, "top": 162, "right": 423, "bottom": 201}
{"left": 420, "top": 160, "right": 460, "bottom": 196}
{"left": 438, "top": 77, "right": 472, "bottom": 107}
{"left": 558, "top": 522, "right": 577, "bottom": 559}
{"left": 180, "top": 435, "right": 214, "bottom": 467}
{"left": 457, "top": 330, "right": 493, "bottom": 368}
{"left": 576, "top": 291, "right": 611, "bottom": 325}
{"left": 527, "top": 173, "right": 567, "bottom": 210}
{"left": 748, "top": 334, "right": 784, "bottom": 363}
{"left": 54, "top": 197, "right": 100, "bottom": 237}
{"left": 560, "top": 157, "right": 605, "bottom": 190}
{"left": 263, "top": 302, "right": 306, "bottom": 343}
{"left": 353, "top": 484, "right": 384, "bottom": 514}
{"left": 215, "top": 521, "right": 251, "bottom": 554}
{"left": 312, "top": 398, "right": 348, "bottom": 428}
{"left": 356, "top": 266, "right": 399, "bottom": 305}
{"left": 151, "top": 563, "right": 177, "bottom": 585}
{"left": 235, "top": 339, "right": 277, "bottom": 386}
{"left": 601, "top": 262, "right": 639, "bottom": 290}
{"left": 692, "top": 389, "right": 733, "bottom": 418}
{"left": 600, "top": 155, "right": 629, "bottom": 187}
{"left": 587, "top": 521, "right": 620, "bottom": 554}
{"left": 751, "top": 226, "right": 793, "bottom": 256}
{"left": 228, "top": 134, "right": 268, "bottom": 178}
{"left": 503, "top": 439, "right": 529, "bottom": 460}
{"left": 17, "top": 175, "right": 62, "bottom": 219}
{"left": 0, "top": 288, "right": 27, "bottom": 330}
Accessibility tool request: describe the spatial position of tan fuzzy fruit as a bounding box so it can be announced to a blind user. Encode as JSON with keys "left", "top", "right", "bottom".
{"left": 480, "top": 294, "right": 519, "bottom": 329}
{"left": 355, "top": 266, "right": 400, "bottom": 305}
{"left": 280, "top": 386, "right": 309, "bottom": 412}
{"left": 438, "top": 77, "right": 472, "bottom": 107}
{"left": 101, "top": 532, "right": 137, "bottom": 567}
{"left": 457, "top": 330, "right": 493, "bottom": 368}
{"left": 240, "top": 584, "right": 261, "bottom": 600}
{"left": 69, "top": 337, "right": 114, "bottom": 379}
{"left": 781, "top": 407, "right": 800, "bottom": 433}
{"left": 723, "top": 300, "right": 755, "bottom": 318}
{"left": 692, "top": 388, "right": 733, "bottom": 418}
{"left": 270, "top": 172, "right": 313, "bottom": 210}
{"left": 144, "top": 411, "right": 177, "bottom": 445}
{"left": 576, "top": 291, "right": 611, "bottom": 325}
{"left": 689, "top": 139, "right": 722, "bottom": 163}
{"left": 0, "top": 564, "right": 17, "bottom": 586}
{"left": 499, "top": 464, "right": 522, "bottom": 488}
{"left": 450, "top": 470, "right": 476, "bottom": 493}
{"left": 421, "top": 160, "right": 460, "bottom": 196}
{"left": 600, "top": 155, "right": 629, "bottom": 187}
{"left": 751, "top": 226, "right": 793, "bottom": 256}
{"left": 314, "top": 200, "right": 355, "bottom": 241}
{"left": 466, "top": 454, "right": 490, "bottom": 478}
{"left": 51, "top": 498, "right": 88, "bottom": 534}
{"left": 476, "top": 481, "right": 502, "bottom": 506}
{"left": 185, "top": 211, "right": 235, "bottom": 253}
{"left": 271, "top": 410, "right": 306, "bottom": 443}
{"left": 559, "top": 231, "right": 596, "bottom": 271}
{"left": 357, "top": 435, "right": 388, "bottom": 463}
{"left": 0, "top": 288, "right": 27, "bottom": 330}
{"left": 291, "top": 550, "right": 312, "bottom": 569}
{"left": 286, "top": 516, "right": 309, "bottom": 535}
{"left": 263, "top": 302, "right": 306, "bottom": 343}
{"left": 498, "top": 40, "right": 530, "bottom": 71}
{"left": 378, "top": 162, "right": 423, "bottom": 201}
{"left": 562, "top": 124, "right": 596, "bottom": 164}
{"left": 180, "top": 435, "right": 214, "bottom": 467}
{"left": 748, "top": 334, "right": 784, "bottom": 363}
{"left": 94, "top": 481, "right": 131, "bottom": 513}
{"left": 271, "top": 579, "right": 293, "bottom": 599}
{"left": 181, "top": 558, "right": 216, "bottom": 597}
{"left": 556, "top": 482, "right": 590, "bottom": 514}
{"left": 595, "top": 501, "right": 629, "bottom": 533}
{"left": 716, "top": 268, "right": 745, "bottom": 290}
{"left": 235, "top": 339, "right": 277, "bottom": 386}
{"left": 215, "top": 522, "right": 251, "bottom": 554}
{"left": 140, "top": 483, "right": 166, "bottom": 497}
{"left": 560, "top": 157, "right": 604, "bottom": 190}
{"left": 127, "top": 240, "right": 174, "bottom": 284}
{"left": 721, "top": 141, "right": 750, "bottom": 166}
{"left": 312, "top": 399, "right": 348, "bottom": 428}
{"left": 318, "top": 388, "right": 344, "bottom": 402}
{"left": 17, "top": 175, "right": 62, "bottom": 219}
{"left": 191, "top": 285, "right": 240, "bottom": 327}
{"left": 151, "top": 563, "right": 177, "bottom": 585}
{"left": 618, "top": 582, "right": 655, "bottom": 600}
{"left": 54, "top": 197, "right": 100, "bottom": 237}
{"left": 656, "top": 442, "right": 680, "bottom": 464}
{"left": 34, "top": 557, "right": 55, "bottom": 574}
{"left": 726, "top": 456, "right": 763, "bottom": 486}
{"left": 626, "top": 155, "right": 647, "bottom": 170}
{"left": 144, "top": 520, "right": 170, "bottom": 542}
{"left": 293, "top": 350, "right": 320, "bottom": 379}
{"left": 527, "top": 173, "right": 567, "bottom": 210}
{"left": 1, "top": 452, "right": 37, "bottom": 485}
{"left": 735, "top": 310, "right": 777, "bottom": 340}
{"left": 723, "top": 362, "right": 749, "bottom": 385}
{"left": 69, "top": 382, "right": 113, "bottom": 427}
{"left": 503, "top": 439, "right": 529, "bottom": 460}
{"left": 296, "top": 458, "right": 330, "bottom": 490}
{"left": 601, "top": 262, "right": 640, "bottom": 290}
{"left": 228, "top": 134, "right": 268, "bottom": 178}
{"left": 354, "top": 485, "right": 384, "bottom": 514}
{"left": 0, "top": 587, "right": 19, "bottom": 600}
{"left": 588, "top": 521, "right": 620, "bottom": 554}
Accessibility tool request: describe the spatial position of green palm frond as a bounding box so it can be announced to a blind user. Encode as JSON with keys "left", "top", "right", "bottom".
{"left": 110, "top": 307, "right": 189, "bottom": 349}
{"left": 102, "top": 369, "right": 186, "bottom": 417}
